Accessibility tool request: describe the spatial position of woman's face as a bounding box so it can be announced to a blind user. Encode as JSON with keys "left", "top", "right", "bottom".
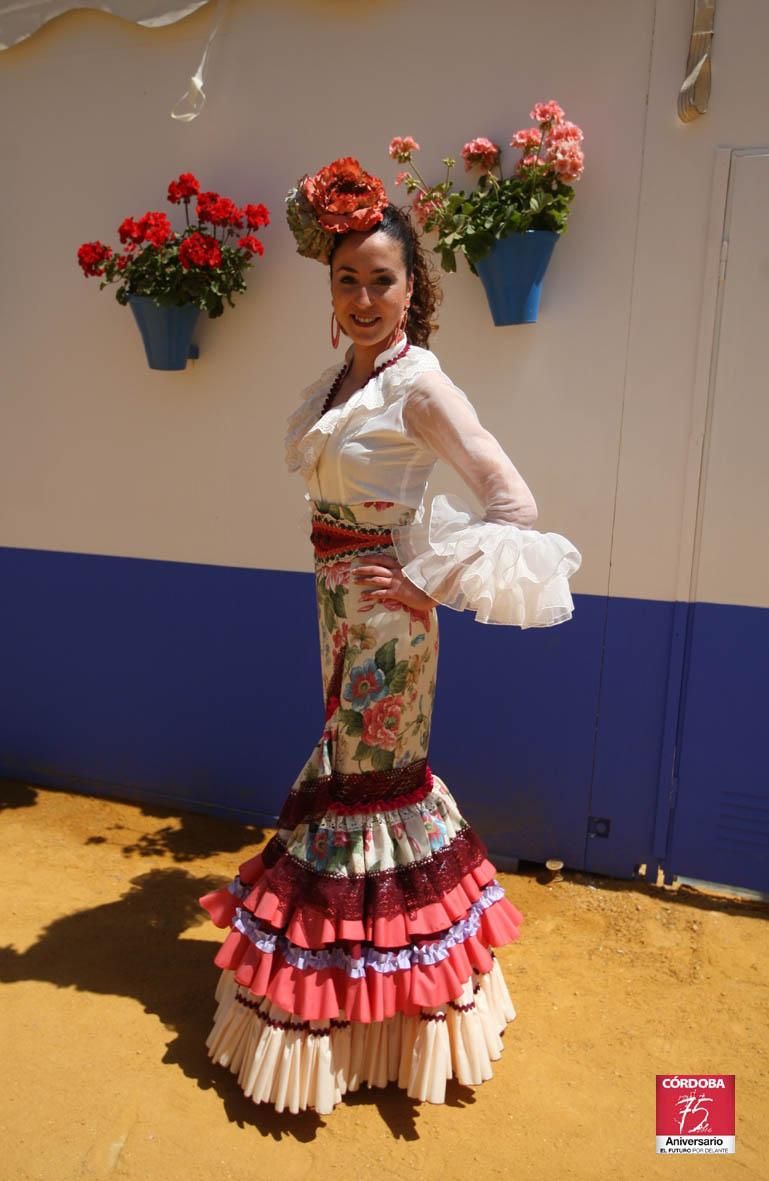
{"left": 330, "top": 230, "right": 412, "bottom": 351}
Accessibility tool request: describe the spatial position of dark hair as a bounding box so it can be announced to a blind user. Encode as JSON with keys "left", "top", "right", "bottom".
{"left": 329, "top": 203, "right": 442, "bottom": 349}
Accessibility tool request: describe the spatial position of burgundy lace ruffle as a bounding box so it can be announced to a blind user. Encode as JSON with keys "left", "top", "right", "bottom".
{"left": 253, "top": 826, "right": 488, "bottom": 920}
{"left": 277, "top": 760, "right": 433, "bottom": 828}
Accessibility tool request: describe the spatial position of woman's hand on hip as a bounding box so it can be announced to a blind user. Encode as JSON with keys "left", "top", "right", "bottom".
{"left": 352, "top": 554, "right": 439, "bottom": 612}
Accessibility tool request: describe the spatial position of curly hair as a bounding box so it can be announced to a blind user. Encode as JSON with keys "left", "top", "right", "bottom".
{"left": 329, "top": 203, "right": 442, "bottom": 349}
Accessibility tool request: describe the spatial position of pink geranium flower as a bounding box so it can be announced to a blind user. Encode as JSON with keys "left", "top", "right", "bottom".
{"left": 388, "top": 136, "right": 420, "bottom": 163}
{"left": 461, "top": 136, "right": 501, "bottom": 173}
{"left": 412, "top": 190, "right": 442, "bottom": 227}
{"left": 544, "top": 141, "right": 585, "bottom": 182}
{"left": 547, "top": 120, "right": 584, "bottom": 145}
{"left": 516, "top": 153, "right": 543, "bottom": 172}
{"left": 509, "top": 127, "right": 542, "bottom": 152}
{"left": 530, "top": 100, "right": 565, "bottom": 125}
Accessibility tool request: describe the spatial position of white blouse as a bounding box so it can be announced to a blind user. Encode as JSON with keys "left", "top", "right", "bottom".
{"left": 284, "top": 336, "right": 581, "bottom": 627}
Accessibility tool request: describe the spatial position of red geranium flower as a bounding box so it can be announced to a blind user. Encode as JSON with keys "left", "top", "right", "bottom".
{"left": 77, "top": 242, "right": 110, "bottom": 276}
{"left": 196, "top": 192, "right": 243, "bottom": 228}
{"left": 77, "top": 241, "right": 113, "bottom": 276}
{"left": 167, "top": 172, "right": 201, "bottom": 204}
{"left": 242, "top": 202, "right": 270, "bottom": 229}
{"left": 136, "top": 211, "right": 173, "bottom": 248}
{"left": 118, "top": 217, "right": 143, "bottom": 245}
{"left": 195, "top": 190, "right": 220, "bottom": 222}
{"left": 77, "top": 175, "right": 268, "bottom": 314}
{"left": 178, "top": 231, "right": 222, "bottom": 269}
{"left": 236, "top": 234, "right": 264, "bottom": 256}
{"left": 302, "top": 157, "right": 387, "bottom": 234}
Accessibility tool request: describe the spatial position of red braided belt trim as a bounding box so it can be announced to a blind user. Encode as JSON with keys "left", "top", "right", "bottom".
{"left": 277, "top": 760, "right": 433, "bottom": 828}
{"left": 310, "top": 518, "right": 394, "bottom": 561}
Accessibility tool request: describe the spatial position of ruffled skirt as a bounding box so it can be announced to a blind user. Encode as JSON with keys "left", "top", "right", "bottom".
{"left": 198, "top": 499, "right": 523, "bottom": 1114}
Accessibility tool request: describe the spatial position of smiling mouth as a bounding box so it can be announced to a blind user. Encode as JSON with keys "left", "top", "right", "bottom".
{"left": 350, "top": 315, "right": 380, "bottom": 327}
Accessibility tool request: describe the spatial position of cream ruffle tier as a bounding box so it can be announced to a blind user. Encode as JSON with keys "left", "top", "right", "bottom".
{"left": 206, "top": 957, "right": 515, "bottom": 1115}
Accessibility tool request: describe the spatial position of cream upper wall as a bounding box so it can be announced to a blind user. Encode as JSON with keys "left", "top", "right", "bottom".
{"left": 612, "top": 0, "right": 769, "bottom": 604}
{"left": 2, "top": 0, "right": 764, "bottom": 606}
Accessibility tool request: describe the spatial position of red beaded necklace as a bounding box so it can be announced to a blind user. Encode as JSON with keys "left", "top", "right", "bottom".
{"left": 319, "top": 338, "right": 411, "bottom": 420}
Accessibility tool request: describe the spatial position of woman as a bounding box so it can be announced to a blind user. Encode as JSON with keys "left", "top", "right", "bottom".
{"left": 198, "top": 158, "right": 581, "bottom": 1115}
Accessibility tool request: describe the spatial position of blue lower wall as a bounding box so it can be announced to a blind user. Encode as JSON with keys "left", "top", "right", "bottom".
{"left": 2, "top": 545, "right": 766, "bottom": 889}
{"left": 665, "top": 601, "right": 769, "bottom": 894}
{"left": 0, "top": 546, "right": 320, "bottom": 824}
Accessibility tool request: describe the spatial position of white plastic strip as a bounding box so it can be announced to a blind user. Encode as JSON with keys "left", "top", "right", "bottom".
{"left": 0, "top": 0, "right": 212, "bottom": 51}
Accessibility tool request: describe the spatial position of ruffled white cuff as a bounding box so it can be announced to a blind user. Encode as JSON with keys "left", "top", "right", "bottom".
{"left": 390, "top": 493, "right": 582, "bottom": 628}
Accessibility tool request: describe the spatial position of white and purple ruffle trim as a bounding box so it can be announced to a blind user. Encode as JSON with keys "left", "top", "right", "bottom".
{"left": 230, "top": 881, "right": 505, "bottom": 977}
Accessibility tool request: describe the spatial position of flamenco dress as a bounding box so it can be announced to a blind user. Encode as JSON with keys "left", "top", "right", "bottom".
{"left": 198, "top": 336, "right": 582, "bottom": 1114}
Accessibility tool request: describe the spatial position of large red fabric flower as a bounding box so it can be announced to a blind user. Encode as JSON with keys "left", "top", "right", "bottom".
{"left": 302, "top": 157, "right": 387, "bottom": 234}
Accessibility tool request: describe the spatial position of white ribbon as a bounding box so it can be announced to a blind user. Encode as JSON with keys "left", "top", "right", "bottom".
{"left": 171, "top": 0, "right": 229, "bottom": 122}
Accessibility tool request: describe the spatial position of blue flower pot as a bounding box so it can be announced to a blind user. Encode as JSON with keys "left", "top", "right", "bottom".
{"left": 127, "top": 295, "right": 201, "bottom": 370}
{"left": 475, "top": 230, "right": 558, "bottom": 325}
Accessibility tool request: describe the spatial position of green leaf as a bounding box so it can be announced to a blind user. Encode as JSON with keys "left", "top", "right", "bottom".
{"left": 322, "top": 592, "right": 336, "bottom": 633}
{"left": 440, "top": 250, "right": 457, "bottom": 273}
{"left": 371, "top": 748, "right": 395, "bottom": 772}
{"left": 374, "top": 638, "right": 397, "bottom": 674}
{"left": 339, "top": 709, "right": 364, "bottom": 735}
{"left": 387, "top": 660, "right": 409, "bottom": 694}
{"left": 330, "top": 585, "right": 347, "bottom": 618}
{"left": 326, "top": 846, "right": 348, "bottom": 872}
{"left": 354, "top": 740, "right": 376, "bottom": 761}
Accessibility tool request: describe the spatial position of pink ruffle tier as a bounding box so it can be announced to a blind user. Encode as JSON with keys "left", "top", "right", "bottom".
{"left": 199, "top": 835, "right": 523, "bottom": 1023}
{"left": 200, "top": 850, "right": 521, "bottom": 948}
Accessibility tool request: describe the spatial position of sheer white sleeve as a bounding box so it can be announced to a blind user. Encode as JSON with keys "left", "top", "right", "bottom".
{"left": 391, "top": 372, "right": 582, "bottom": 627}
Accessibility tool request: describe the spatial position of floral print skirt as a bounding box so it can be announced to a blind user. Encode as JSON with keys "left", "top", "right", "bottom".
{"left": 198, "top": 499, "right": 523, "bottom": 1114}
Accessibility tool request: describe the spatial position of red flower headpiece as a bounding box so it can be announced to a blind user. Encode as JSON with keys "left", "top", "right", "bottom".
{"left": 285, "top": 156, "right": 389, "bottom": 263}
{"left": 304, "top": 157, "right": 387, "bottom": 233}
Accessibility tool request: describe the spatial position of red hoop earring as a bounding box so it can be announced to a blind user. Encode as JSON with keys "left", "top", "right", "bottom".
{"left": 330, "top": 310, "right": 341, "bottom": 349}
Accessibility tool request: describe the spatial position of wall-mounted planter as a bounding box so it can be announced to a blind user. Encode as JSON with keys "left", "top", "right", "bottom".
{"left": 475, "top": 229, "right": 559, "bottom": 325}
{"left": 128, "top": 295, "right": 200, "bottom": 370}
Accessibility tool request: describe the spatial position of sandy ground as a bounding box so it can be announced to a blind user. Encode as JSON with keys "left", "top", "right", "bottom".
{"left": 0, "top": 780, "right": 767, "bottom": 1181}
